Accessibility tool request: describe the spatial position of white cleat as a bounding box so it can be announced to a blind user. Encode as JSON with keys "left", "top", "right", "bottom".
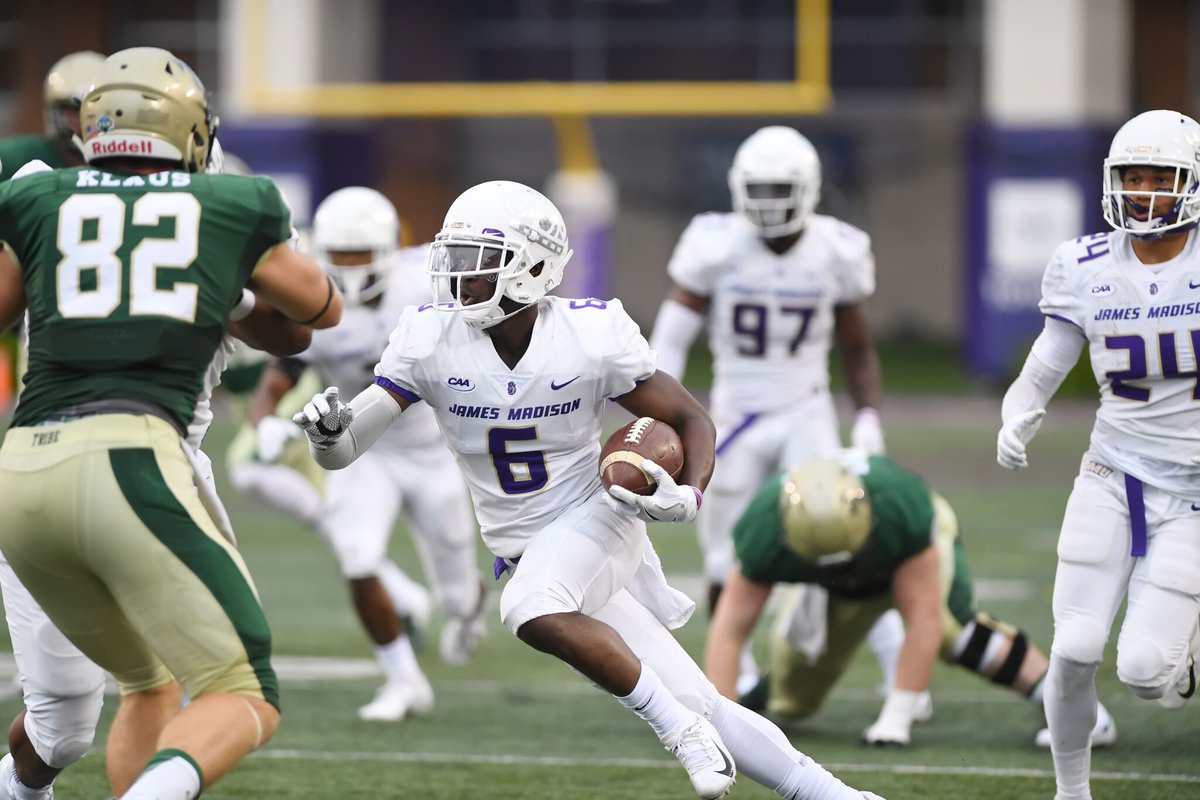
{"left": 1035, "top": 712, "right": 1117, "bottom": 749}
{"left": 1, "top": 752, "right": 53, "bottom": 799}
{"left": 662, "top": 717, "right": 736, "bottom": 799}
{"left": 404, "top": 670, "right": 435, "bottom": 717}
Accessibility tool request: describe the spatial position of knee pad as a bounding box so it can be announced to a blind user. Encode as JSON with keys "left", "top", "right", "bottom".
{"left": 1051, "top": 616, "right": 1109, "bottom": 666}
{"left": 24, "top": 686, "right": 104, "bottom": 769}
{"left": 500, "top": 575, "right": 576, "bottom": 636}
{"left": 951, "top": 613, "right": 1030, "bottom": 687}
{"left": 1116, "top": 633, "right": 1174, "bottom": 699}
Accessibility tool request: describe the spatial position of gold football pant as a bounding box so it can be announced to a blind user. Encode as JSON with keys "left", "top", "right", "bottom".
{"left": 0, "top": 413, "right": 278, "bottom": 708}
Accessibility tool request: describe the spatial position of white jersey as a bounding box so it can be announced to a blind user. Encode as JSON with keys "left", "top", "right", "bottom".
{"left": 375, "top": 296, "right": 655, "bottom": 557}
{"left": 299, "top": 245, "right": 442, "bottom": 452}
{"left": 1040, "top": 229, "right": 1200, "bottom": 495}
{"left": 667, "top": 212, "right": 874, "bottom": 417}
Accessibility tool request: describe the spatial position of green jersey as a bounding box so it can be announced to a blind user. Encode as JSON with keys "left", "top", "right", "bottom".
{"left": 0, "top": 166, "right": 292, "bottom": 432}
{"left": 0, "top": 135, "right": 67, "bottom": 183}
{"left": 734, "top": 455, "right": 936, "bottom": 599}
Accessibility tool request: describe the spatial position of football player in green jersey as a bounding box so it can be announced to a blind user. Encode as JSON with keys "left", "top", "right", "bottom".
{"left": 0, "top": 51, "right": 107, "bottom": 415}
{"left": 705, "top": 451, "right": 1115, "bottom": 748}
{"left": 0, "top": 48, "right": 341, "bottom": 800}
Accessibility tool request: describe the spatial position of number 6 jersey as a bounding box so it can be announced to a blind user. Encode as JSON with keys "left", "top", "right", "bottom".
{"left": 0, "top": 166, "right": 292, "bottom": 432}
{"left": 374, "top": 296, "right": 655, "bottom": 558}
{"left": 667, "top": 211, "right": 874, "bottom": 418}
{"left": 1040, "top": 229, "right": 1200, "bottom": 495}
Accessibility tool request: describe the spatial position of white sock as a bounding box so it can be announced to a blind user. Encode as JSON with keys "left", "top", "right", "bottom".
{"left": 1044, "top": 654, "right": 1097, "bottom": 800}
{"left": 1, "top": 753, "right": 52, "bottom": 800}
{"left": 374, "top": 635, "right": 420, "bottom": 682}
{"left": 866, "top": 609, "right": 905, "bottom": 690}
{"left": 735, "top": 641, "right": 761, "bottom": 696}
{"left": 229, "top": 462, "right": 322, "bottom": 527}
{"left": 615, "top": 663, "right": 695, "bottom": 741}
{"left": 1028, "top": 675, "right": 1046, "bottom": 704}
{"left": 710, "top": 697, "right": 861, "bottom": 799}
{"left": 120, "top": 752, "right": 202, "bottom": 800}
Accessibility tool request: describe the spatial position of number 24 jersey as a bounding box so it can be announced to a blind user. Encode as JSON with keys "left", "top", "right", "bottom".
{"left": 1040, "top": 229, "right": 1200, "bottom": 495}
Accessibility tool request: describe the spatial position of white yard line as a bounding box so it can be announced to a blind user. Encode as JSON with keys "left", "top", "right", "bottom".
{"left": 255, "top": 748, "right": 1200, "bottom": 784}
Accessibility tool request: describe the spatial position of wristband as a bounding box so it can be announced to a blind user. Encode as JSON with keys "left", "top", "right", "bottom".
{"left": 690, "top": 486, "right": 703, "bottom": 509}
{"left": 229, "top": 289, "right": 256, "bottom": 322}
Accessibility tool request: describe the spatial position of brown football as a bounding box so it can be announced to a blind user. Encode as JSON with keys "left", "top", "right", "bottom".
{"left": 599, "top": 417, "right": 685, "bottom": 496}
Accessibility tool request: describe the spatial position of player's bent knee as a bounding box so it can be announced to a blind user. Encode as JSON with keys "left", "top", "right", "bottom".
{"left": 1050, "top": 618, "right": 1108, "bottom": 666}
{"left": 1116, "top": 636, "right": 1174, "bottom": 699}
{"left": 501, "top": 580, "right": 577, "bottom": 636}
{"left": 24, "top": 690, "right": 104, "bottom": 770}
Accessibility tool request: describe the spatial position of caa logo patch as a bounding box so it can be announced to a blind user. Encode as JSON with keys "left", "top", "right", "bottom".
{"left": 1091, "top": 284, "right": 1114, "bottom": 296}
{"left": 447, "top": 376, "right": 475, "bottom": 392}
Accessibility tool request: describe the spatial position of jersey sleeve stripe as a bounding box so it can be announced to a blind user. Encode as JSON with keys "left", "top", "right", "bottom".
{"left": 374, "top": 375, "right": 421, "bottom": 404}
{"left": 1044, "top": 313, "right": 1087, "bottom": 337}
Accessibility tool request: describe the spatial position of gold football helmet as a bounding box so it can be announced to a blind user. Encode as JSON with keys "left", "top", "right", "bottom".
{"left": 779, "top": 459, "right": 872, "bottom": 562}
{"left": 43, "top": 50, "right": 106, "bottom": 143}
{"left": 78, "top": 47, "right": 218, "bottom": 173}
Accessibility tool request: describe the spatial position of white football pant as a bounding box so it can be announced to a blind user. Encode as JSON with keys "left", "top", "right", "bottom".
{"left": 320, "top": 445, "right": 481, "bottom": 617}
{"left": 699, "top": 391, "right": 841, "bottom": 583}
{"left": 0, "top": 555, "right": 104, "bottom": 769}
{"left": 1051, "top": 454, "right": 1200, "bottom": 698}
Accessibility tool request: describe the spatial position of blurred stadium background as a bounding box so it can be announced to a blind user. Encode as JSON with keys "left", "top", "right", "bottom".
{"left": 1, "top": 1, "right": 1199, "bottom": 798}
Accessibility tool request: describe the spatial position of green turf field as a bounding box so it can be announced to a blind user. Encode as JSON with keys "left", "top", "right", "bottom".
{"left": 0, "top": 396, "right": 1196, "bottom": 799}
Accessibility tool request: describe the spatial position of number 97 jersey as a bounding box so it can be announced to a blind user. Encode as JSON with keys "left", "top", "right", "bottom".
{"left": 667, "top": 212, "right": 874, "bottom": 417}
{"left": 1040, "top": 230, "right": 1200, "bottom": 495}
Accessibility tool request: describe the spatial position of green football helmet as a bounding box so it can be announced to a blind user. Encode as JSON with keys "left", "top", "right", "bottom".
{"left": 779, "top": 459, "right": 872, "bottom": 562}
{"left": 43, "top": 50, "right": 106, "bottom": 144}
{"left": 78, "top": 47, "right": 218, "bottom": 173}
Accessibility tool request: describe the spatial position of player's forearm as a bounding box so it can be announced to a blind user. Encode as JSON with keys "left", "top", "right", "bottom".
{"left": 1001, "top": 321, "right": 1081, "bottom": 424}
{"left": 648, "top": 299, "right": 704, "bottom": 380}
{"left": 248, "top": 368, "right": 295, "bottom": 426}
{"left": 892, "top": 619, "right": 940, "bottom": 692}
{"left": 839, "top": 342, "right": 883, "bottom": 412}
{"left": 309, "top": 384, "right": 402, "bottom": 470}
{"left": 228, "top": 295, "right": 312, "bottom": 358}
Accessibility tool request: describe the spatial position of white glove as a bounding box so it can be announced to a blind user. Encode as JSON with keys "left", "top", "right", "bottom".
{"left": 862, "top": 689, "right": 918, "bottom": 747}
{"left": 996, "top": 408, "right": 1046, "bottom": 470}
{"left": 607, "top": 459, "right": 701, "bottom": 524}
{"left": 256, "top": 415, "right": 301, "bottom": 463}
{"left": 850, "top": 408, "right": 885, "bottom": 455}
{"left": 293, "top": 386, "right": 355, "bottom": 447}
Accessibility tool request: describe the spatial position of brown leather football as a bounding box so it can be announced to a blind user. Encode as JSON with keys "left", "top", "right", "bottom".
{"left": 599, "top": 417, "right": 685, "bottom": 496}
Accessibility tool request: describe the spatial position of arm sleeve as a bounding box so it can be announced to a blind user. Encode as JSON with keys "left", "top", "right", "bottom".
{"left": 1000, "top": 320, "right": 1082, "bottom": 424}
{"left": 373, "top": 305, "right": 430, "bottom": 406}
{"left": 665, "top": 215, "right": 721, "bottom": 296}
{"left": 831, "top": 221, "right": 876, "bottom": 304}
{"left": 648, "top": 298, "right": 704, "bottom": 380}
{"left": 308, "top": 384, "right": 403, "bottom": 470}
{"left": 1038, "top": 243, "right": 1087, "bottom": 332}
{"left": 599, "top": 301, "right": 656, "bottom": 398}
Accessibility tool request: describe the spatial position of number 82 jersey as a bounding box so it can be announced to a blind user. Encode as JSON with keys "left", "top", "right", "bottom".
{"left": 0, "top": 166, "right": 292, "bottom": 433}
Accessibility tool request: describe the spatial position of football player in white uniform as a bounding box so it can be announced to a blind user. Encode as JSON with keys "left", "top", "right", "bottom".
{"left": 998, "top": 109, "right": 1200, "bottom": 800}
{"left": 296, "top": 180, "right": 885, "bottom": 800}
{"left": 649, "top": 126, "right": 912, "bottom": 707}
{"left": 252, "top": 187, "right": 487, "bottom": 722}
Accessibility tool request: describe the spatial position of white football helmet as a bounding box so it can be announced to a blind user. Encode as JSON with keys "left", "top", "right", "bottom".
{"left": 1103, "top": 109, "right": 1200, "bottom": 239}
{"left": 428, "top": 180, "right": 573, "bottom": 329}
{"left": 312, "top": 187, "right": 400, "bottom": 304}
{"left": 728, "top": 126, "right": 821, "bottom": 238}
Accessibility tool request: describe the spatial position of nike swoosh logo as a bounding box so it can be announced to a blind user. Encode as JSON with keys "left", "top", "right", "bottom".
{"left": 550, "top": 376, "right": 580, "bottom": 391}
{"left": 1191, "top": 280, "right": 1200, "bottom": 289}
{"left": 1192, "top": 503, "right": 1200, "bottom": 512}
{"left": 714, "top": 746, "right": 735, "bottom": 778}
